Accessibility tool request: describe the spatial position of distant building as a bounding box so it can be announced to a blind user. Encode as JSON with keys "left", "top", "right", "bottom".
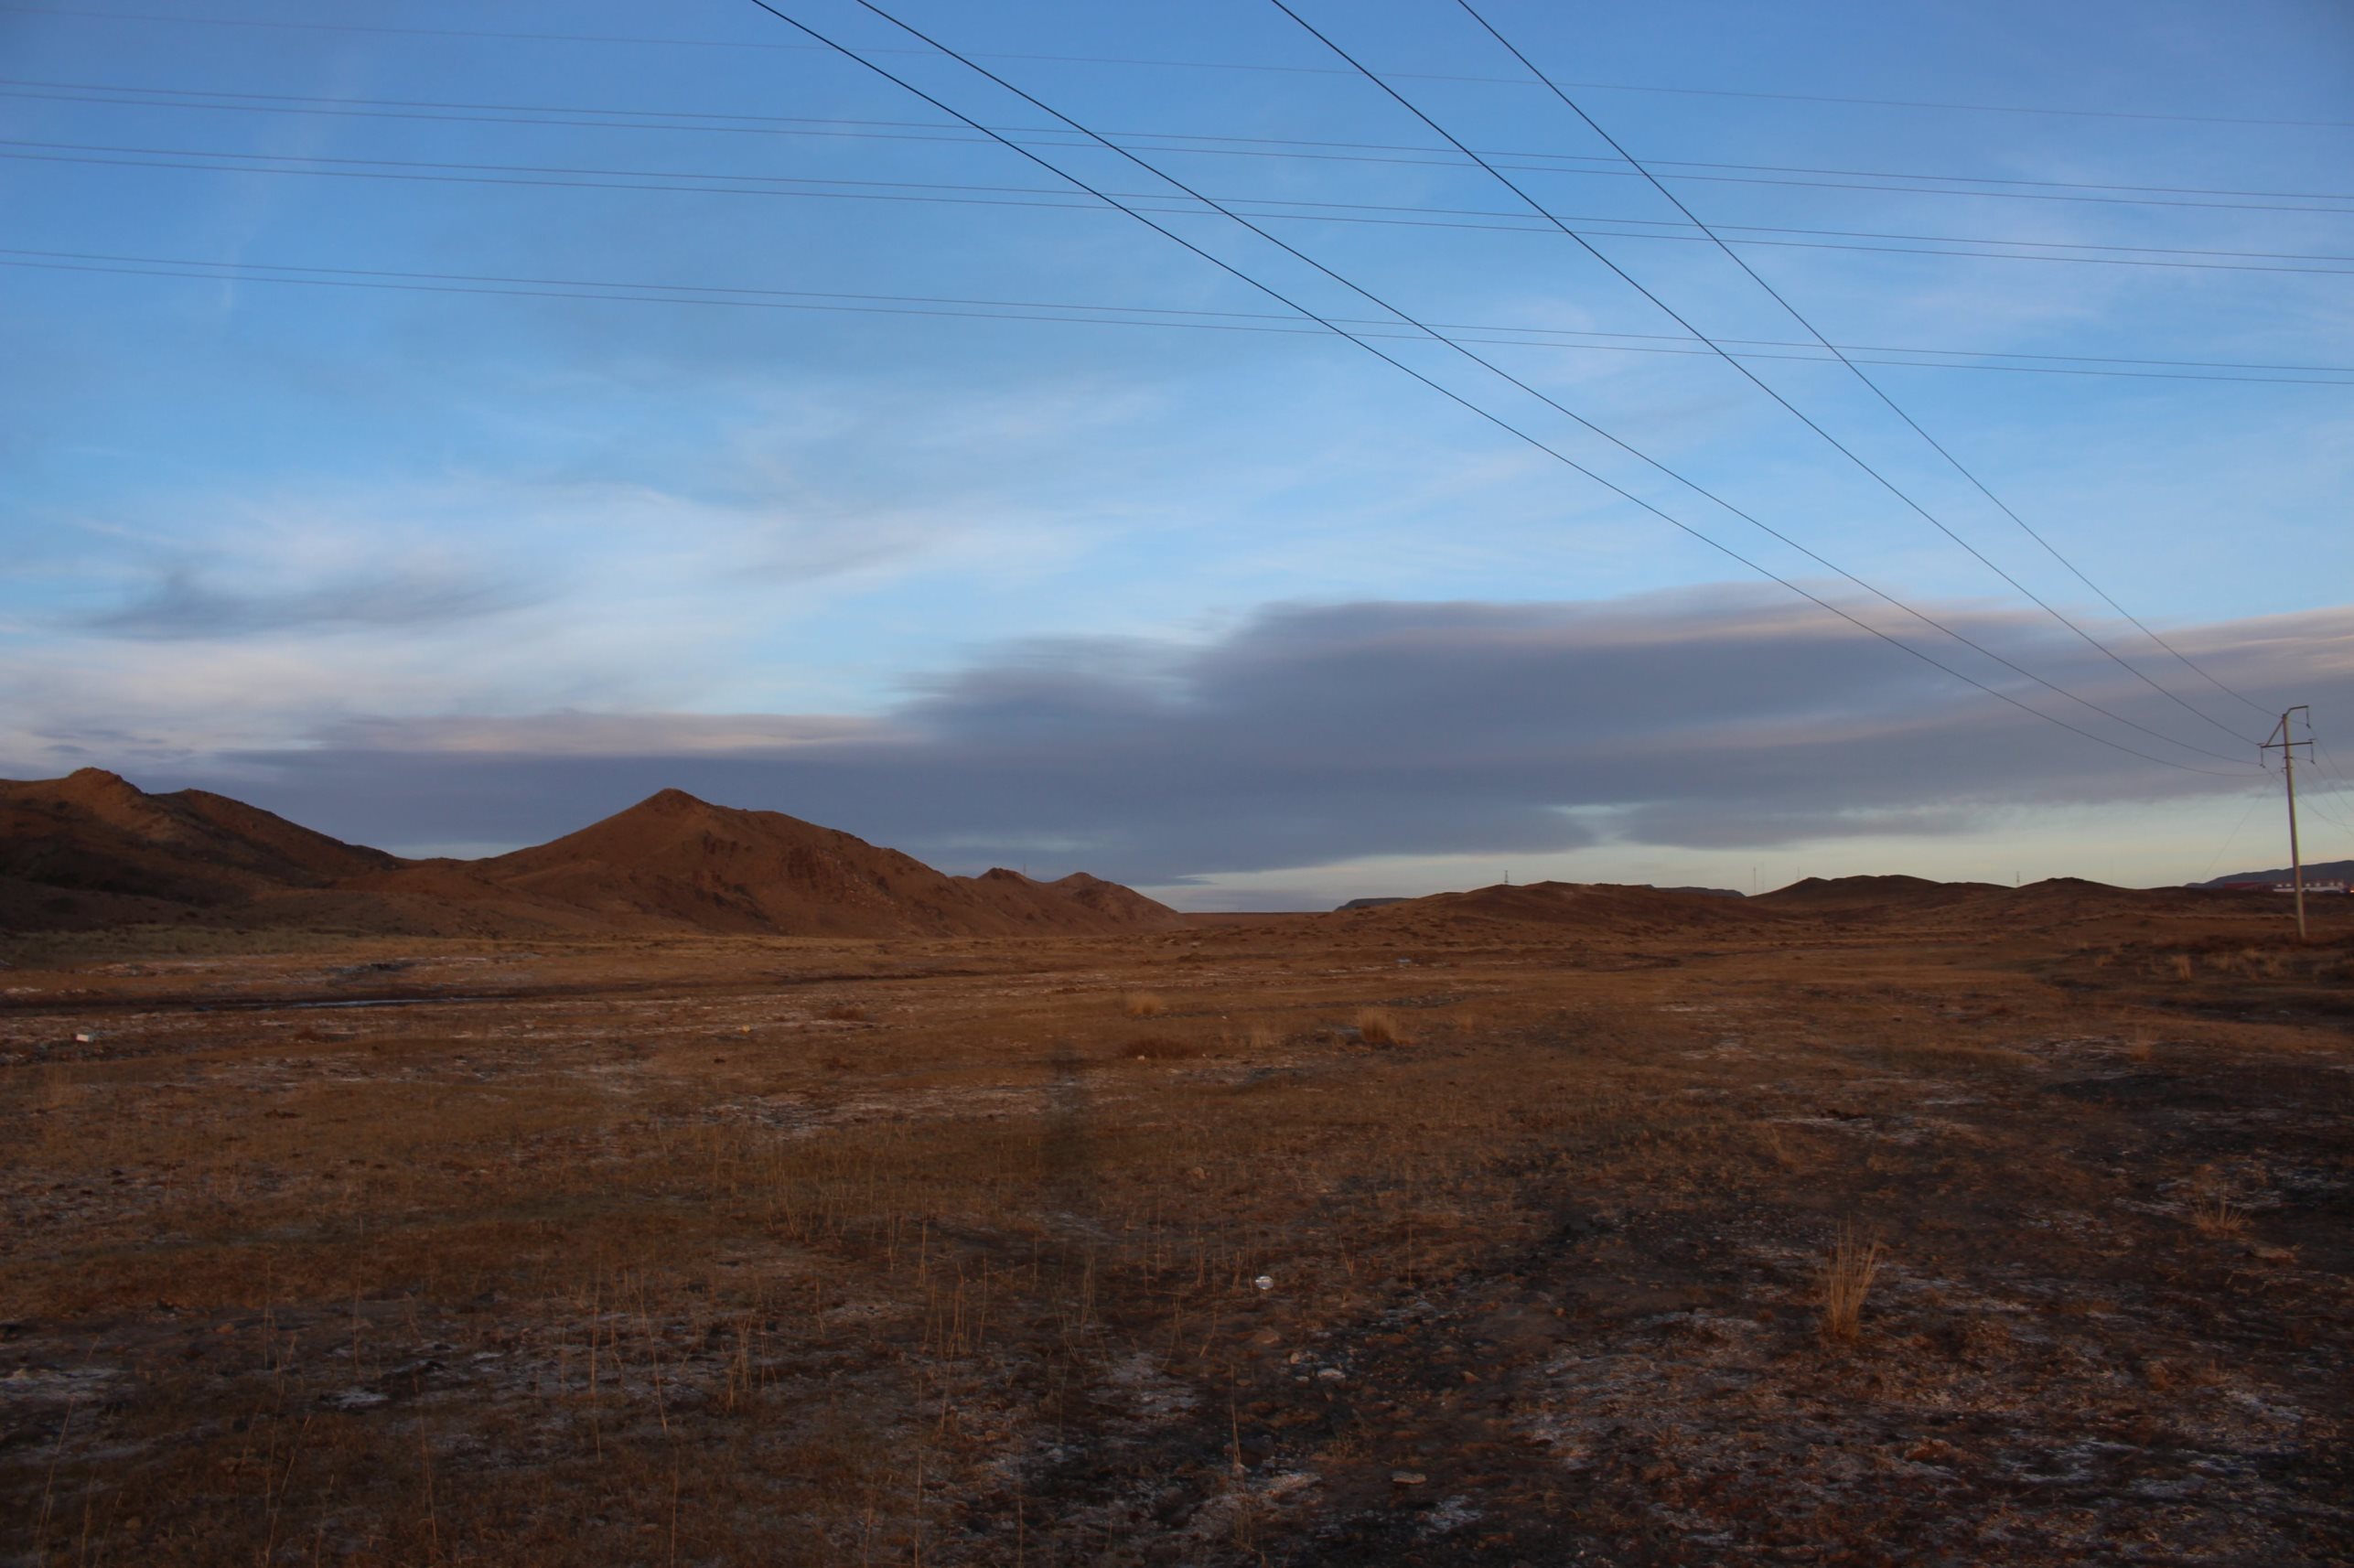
{"left": 2264, "top": 879, "right": 2349, "bottom": 895}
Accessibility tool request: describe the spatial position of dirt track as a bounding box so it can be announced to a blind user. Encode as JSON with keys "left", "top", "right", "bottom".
{"left": 3, "top": 893, "right": 2349, "bottom": 1565}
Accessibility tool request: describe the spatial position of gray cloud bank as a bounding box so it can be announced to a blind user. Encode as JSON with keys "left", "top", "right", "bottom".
{"left": 147, "top": 585, "right": 2351, "bottom": 886}
{"left": 88, "top": 565, "right": 530, "bottom": 640}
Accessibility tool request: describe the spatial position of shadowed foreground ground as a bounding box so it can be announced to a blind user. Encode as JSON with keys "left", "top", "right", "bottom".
{"left": 3, "top": 894, "right": 2349, "bottom": 1564}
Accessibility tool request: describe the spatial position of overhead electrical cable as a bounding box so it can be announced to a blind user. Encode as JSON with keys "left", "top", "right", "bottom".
{"left": 6, "top": 6, "right": 2351, "bottom": 129}
{"left": 11, "top": 139, "right": 2354, "bottom": 279}
{"left": 831, "top": 0, "right": 2263, "bottom": 770}
{"left": 732, "top": 0, "right": 2254, "bottom": 779}
{"left": 2245, "top": 709, "right": 2354, "bottom": 842}
{"left": 2302, "top": 731, "right": 2354, "bottom": 837}
{"left": 2316, "top": 735, "right": 2354, "bottom": 802}
{"left": 8, "top": 247, "right": 2349, "bottom": 387}
{"left": 21, "top": 133, "right": 2354, "bottom": 268}
{"left": 1450, "top": 0, "right": 2268, "bottom": 742}
{"left": 11, "top": 80, "right": 2354, "bottom": 214}
{"left": 2302, "top": 789, "right": 2354, "bottom": 842}
{"left": 2295, "top": 779, "right": 2354, "bottom": 843}
{"left": 2194, "top": 780, "right": 2278, "bottom": 884}
{"left": 8, "top": 16, "right": 2276, "bottom": 771}
{"left": 1265, "top": 0, "right": 2260, "bottom": 759}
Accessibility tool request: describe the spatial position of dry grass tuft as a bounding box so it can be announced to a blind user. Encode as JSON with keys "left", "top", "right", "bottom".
{"left": 2189, "top": 1189, "right": 2248, "bottom": 1237}
{"left": 818, "top": 1002, "right": 869, "bottom": 1023}
{"left": 1123, "top": 991, "right": 1168, "bottom": 1018}
{"left": 2167, "top": 953, "right": 2195, "bottom": 982}
{"left": 1818, "top": 1224, "right": 1886, "bottom": 1343}
{"left": 1224, "top": 1019, "right": 1283, "bottom": 1053}
{"left": 1352, "top": 1007, "right": 1409, "bottom": 1047}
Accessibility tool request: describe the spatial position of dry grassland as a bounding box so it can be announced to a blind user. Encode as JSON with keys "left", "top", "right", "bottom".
{"left": 2, "top": 901, "right": 2350, "bottom": 1564}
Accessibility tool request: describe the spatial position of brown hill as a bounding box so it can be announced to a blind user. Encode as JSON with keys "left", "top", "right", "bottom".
{"left": 1752, "top": 874, "right": 2233, "bottom": 932}
{"left": 0, "top": 773, "right": 1179, "bottom": 938}
{"left": 1752, "top": 874, "right": 1999, "bottom": 912}
{"left": 445, "top": 790, "right": 1180, "bottom": 937}
{"left": 0, "top": 873, "right": 194, "bottom": 934}
{"left": 2198, "top": 858, "right": 2354, "bottom": 888}
{"left": 1965, "top": 876, "right": 2223, "bottom": 923}
{"left": 1039, "top": 871, "right": 1185, "bottom": 929}
{"left": 1347, "top": 880, "right": 1765, "bottom": 939}
{"left": 0, "top": 768, "right": 396, "bottom": 913}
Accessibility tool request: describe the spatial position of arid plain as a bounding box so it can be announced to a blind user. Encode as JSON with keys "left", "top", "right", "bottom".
{"left": 4, "top": 776, "right": 2351, "bottom": 1565}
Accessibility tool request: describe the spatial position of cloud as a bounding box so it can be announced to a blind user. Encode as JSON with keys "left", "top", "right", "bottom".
{"left": 317, "top": 711, "right": 899, "bottom": 757}
{"left": 111, "top": 584, "right": 2349, "bottom": 886}
{"left": 87, "top": 564, "right": 530, "bottom": 639}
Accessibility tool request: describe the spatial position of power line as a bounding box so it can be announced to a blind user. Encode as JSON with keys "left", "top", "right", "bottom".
{"left": 1452, "top": 0, "right": 2268, "bottom": 745}
{"left": 2316, "top": 734, "right": 2354, "bottom": 803}
{"left": 2195, "top": 779, "right": 2278, "bottom": 884}
{"left": 23, "top": 133, "right": 2354, "bottom": 264}
{"left": 18, "top": 9, "right": 2287, "bottom": 772}
{"left": 832, "top": 0, "right": 2273, "bottom": 771}
{"left": 2300, "top": 784, "right": 2354, "bottom": 843}
{"left": 14, "top": 138, "right": 2354, "bottom": 279}
{"left": 1264, "top": 0, "right": 2259, "bottom": 766}
{"left": 11, "top": 80, "right": 2354, "bottom": 214}
{"left": 6, "top": 5, "right": 2350, "bottom": 130}
{"left": 2299, "top": 729, "right": 2354, "bottom": 839}
{"left": 10, "top": 246, "right": 2352, "bottom": 387}
{"left": 744, "top": 0, "right": 2255, "bottom": 779}
{"left": 2249, "top": 710, "right": 2354, "bottom": 844}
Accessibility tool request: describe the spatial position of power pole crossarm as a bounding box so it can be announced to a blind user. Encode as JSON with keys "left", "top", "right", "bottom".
{"left": 2260, "top": 707, "right": 2314, "bottom": 940}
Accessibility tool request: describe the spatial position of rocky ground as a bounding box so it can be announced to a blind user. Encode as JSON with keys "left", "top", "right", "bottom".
{"left": 2, "top": 898, "right": 2349, "bottom": 1564}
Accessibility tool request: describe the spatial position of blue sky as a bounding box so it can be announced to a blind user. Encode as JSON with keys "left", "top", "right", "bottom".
{"left": 5, "top": 0, "right": 2351, "bottom": 903}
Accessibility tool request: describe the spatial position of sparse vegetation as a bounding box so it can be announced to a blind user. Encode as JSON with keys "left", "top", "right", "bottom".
{"left": 1819, "top": 1224, "right": 1887, "bottom": 1343}
{"left": 2190, "top": 1190, "right": 2249, "bottom": 1236}
{"left": 2187, "top": 1170, "right": 2253, "bottom": 1237}
{"left": 2, "top": 890, "right": 2348, "bottom": 1564}
{"left": 1230, "top": 1018, "right": 1283, "bottom": 1052}
{"left": 1123, "top": 989, "right": 1168, "bottom": 1017}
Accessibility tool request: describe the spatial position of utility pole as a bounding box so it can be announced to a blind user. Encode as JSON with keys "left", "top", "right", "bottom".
{"left": 2261, "top": 706, "right": 2313, "bottom": 940}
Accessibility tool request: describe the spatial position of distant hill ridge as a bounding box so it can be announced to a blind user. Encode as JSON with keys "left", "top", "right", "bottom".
{"left": 1275, "top": 871, "right": 2331, "bottom": 943}
{"left": 9, "top": 770, "right": 2331, "bottom": 939}
{"left": 1345, "top": 880, "right": 1761, "bottom": 937}
{"left": 2195, "top": 859, "right": 2354, "bottom": 888}
{"left": 1338, "top": 884, "right": 1738, "bottom": 912}
{"left": 0, "top": 769, "right": 1180, "bottom": 937}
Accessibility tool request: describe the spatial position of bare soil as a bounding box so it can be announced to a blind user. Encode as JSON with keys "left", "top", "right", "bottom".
{"left": 3, "top": 895, "right": 2349, "bottom": 1565}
